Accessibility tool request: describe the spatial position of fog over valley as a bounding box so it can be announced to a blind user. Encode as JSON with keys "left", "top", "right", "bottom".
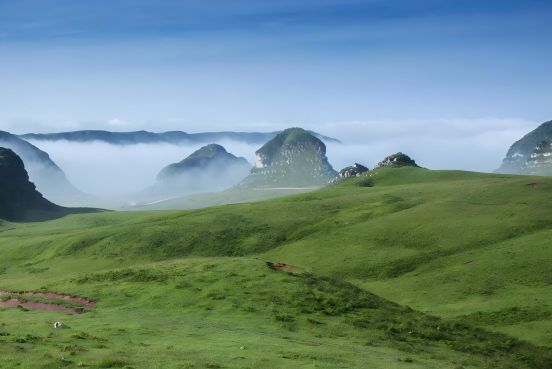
{"left": 20, "top": 117, "right": 538, "bottom": 204}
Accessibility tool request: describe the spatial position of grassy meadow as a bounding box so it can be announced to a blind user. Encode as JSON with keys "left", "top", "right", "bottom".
{"left": 0, "top": 167, "right": 551, "bottom": 368}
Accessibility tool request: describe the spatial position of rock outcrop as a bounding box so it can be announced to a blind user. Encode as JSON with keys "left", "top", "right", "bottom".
{"left": 338, "top": 163, "right": 369, "bottom": 178}
{"left": 496, "top": 120, "right": 552, "bottom": 175}
{"left": 377, "top": 153, "right": 418, "bottom": 168}
{"left": 240, "top": 128, "right": 337, "bottom": 188}
{"left": 524, "top": 140, "right": 552, "bottom": 175}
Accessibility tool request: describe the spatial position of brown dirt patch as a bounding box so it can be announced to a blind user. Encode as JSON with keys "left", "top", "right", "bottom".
{"left": 0, "top": 290, "right": 95, "bottom": 308}
{"left": 266, "top": 261, "right": 297, "bottom": 272}
{"left": 0, "top": 298, "right": 85, "bottom": 314}
{"left": 0, "top": 290, "right": 95, "bottom": 314}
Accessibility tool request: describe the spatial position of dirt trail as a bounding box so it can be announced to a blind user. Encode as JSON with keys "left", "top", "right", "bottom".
{"left": 0, "top": 290, "right": 95, "bottom": 314}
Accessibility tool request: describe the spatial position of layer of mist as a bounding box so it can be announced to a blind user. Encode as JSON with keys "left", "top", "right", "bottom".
{"left": 27, "top": 139, "right": 258, "bottom": 203}
{"left": 25, "top": 120, "right": 532, "bottom": 209}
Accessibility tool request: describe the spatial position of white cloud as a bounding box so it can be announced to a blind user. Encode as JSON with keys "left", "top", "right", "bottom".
{"left": 11, "top": 117, "right": 543, "bottom": 201}
{"left": 318, "top": 118, "right": 538, "bottom": 172}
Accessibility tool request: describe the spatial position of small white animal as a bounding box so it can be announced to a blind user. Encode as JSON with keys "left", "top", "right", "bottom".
{"left": 54, "top": 322, "right": 63, "bottom": 329}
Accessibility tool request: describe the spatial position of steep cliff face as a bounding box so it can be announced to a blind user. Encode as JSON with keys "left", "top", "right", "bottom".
{"left": 524, "top": 140, "right": 552, "bottom": 175}
{"left": 0, "top": 148, "right": 97, "bottom": 221}
{"left": 496, "top": 120, "right": 552, "bottom": 175}
{"left": 240, "top": 128, "right": 337, "bottom": 188}
{"left": 0, "top": 131, "right": 84, "bottom": 204}
{"left": 0, "top": 148, "right": 61, "bottom": 221}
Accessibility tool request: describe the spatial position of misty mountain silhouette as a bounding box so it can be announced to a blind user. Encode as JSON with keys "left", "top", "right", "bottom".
{"left": 0, "top": 131, "right": 84, "bottom": 204}
{"left": 0, "top": 148, "right": 98, "bottom": 222}
{"left": 138, "top": 144, "right": 251, "bottom": 202}
{"left": 157, "top": 144, "right": 250, "bottom": 181}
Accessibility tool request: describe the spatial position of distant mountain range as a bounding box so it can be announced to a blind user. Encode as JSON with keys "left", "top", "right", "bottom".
{"left": 496, "top": 120, "right": 552, "bottom": 175}
{"left": 0, "top": 130, "right": 85, "bottom": 204}
{"left": 20, "top": 129, "right": 340, "bottom": 145}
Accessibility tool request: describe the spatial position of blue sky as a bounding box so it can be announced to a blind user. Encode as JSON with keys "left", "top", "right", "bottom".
{"left": 0, "top": 0, "right": 551, "bottom": 171}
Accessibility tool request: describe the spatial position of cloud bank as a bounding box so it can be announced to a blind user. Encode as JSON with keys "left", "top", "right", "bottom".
{"left": 24, "top": 118, "right": 539, "bottom": 200}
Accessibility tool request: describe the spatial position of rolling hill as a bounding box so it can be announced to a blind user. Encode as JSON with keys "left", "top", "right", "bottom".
{"left": 0, "top": 167, "right": 551, "bottom": 368}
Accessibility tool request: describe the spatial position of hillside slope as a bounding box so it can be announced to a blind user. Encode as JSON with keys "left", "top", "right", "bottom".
{"left": 0, "top": 168, "right": 551, "bottom": 367}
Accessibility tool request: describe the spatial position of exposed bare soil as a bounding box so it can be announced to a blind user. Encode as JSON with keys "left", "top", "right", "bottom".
{"left": 266, "top": 261, "right": 297, "bottom": 272}
{"left": 0, "top": 290, "right": 95, "bottom": 314}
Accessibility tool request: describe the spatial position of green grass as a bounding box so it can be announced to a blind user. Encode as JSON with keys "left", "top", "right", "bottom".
{"left": 130, "top": 187, "right": 315, "bottom": 211}
{"left": 0, "top": 167, "right": 551, "bottom": 368}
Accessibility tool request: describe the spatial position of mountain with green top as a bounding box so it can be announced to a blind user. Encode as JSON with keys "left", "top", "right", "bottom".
{"left": 239, "top": 127, "right": 337, "bottom": 188}
{"left": 497, "top": 120, "right": 552, "bottom": 175}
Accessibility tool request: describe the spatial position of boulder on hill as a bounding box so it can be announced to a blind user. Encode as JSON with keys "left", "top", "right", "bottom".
{"left": 377, "top": 153, "right": 418, "bottom": 168}
{"left": 338, "top": 163, "right": 369, "bottom": 178}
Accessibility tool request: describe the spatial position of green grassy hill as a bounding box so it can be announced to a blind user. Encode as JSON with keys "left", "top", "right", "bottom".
{"left": 1, "top": 167, "right": 551, "bottom": 368}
